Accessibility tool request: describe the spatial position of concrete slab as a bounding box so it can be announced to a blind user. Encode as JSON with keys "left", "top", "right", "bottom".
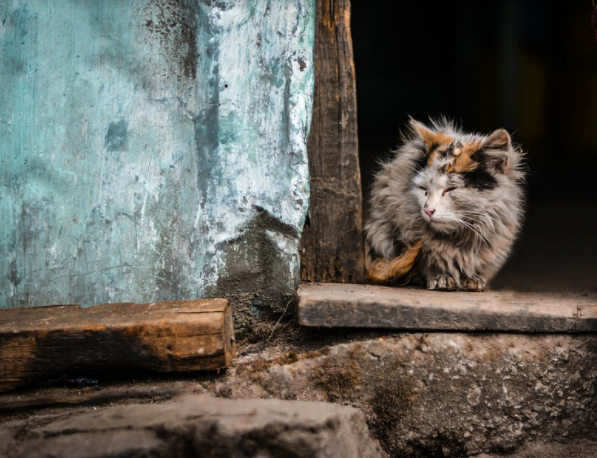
{"left": 297, "top": 283, "right": 597, "bottom": 332}
{"left": 1, "top": 394, "right": 384, "bottom": 458}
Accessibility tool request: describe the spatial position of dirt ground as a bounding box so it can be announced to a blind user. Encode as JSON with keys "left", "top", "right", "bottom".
{"left": 3, "top": 321, "right": 597, "bottom": 457}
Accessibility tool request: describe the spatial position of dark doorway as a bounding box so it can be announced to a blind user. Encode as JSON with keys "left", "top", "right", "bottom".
{"left": 352, "top": 0, "right": 597, "bottom": 292}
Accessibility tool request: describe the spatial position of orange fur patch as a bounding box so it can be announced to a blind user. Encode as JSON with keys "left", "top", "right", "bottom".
{"left": 411, "top": 121, "right": 454, "bottom": 164}
{"left": 425, "top": 133, "right": 454, "bottom": 165}
{"left": 442, "top": 139, "right": 484, "bottom": 173}
{"left": 367, "top": 241, "right": 422, "bottom": 283}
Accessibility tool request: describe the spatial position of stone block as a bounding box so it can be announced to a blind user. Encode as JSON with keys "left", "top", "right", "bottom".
{"left": 2, "top": 395, "right": 384, "bottom": 458}
{"left": 216, "top": 333, "right": 597, "bottom": 457}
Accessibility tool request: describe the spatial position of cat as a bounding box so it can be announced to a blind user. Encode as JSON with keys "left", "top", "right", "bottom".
{"left": 364, "top": 118, "right": 525, "bottom": 291}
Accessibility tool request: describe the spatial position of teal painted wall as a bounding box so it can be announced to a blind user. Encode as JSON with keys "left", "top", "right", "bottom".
{"left": 0, "top": 1, "right": 314, "bottom": 310}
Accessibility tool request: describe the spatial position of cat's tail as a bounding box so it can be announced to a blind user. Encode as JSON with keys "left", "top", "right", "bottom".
{"left": 366, "top": 241, "right": 422, "bottom": 283}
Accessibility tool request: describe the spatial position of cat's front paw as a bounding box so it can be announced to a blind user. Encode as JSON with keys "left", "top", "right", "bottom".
{"left": 427, "top": 275, "right": 457, "bottom": 291}
{"left": 462, "top": 278, "right": 486, "bottom": 292}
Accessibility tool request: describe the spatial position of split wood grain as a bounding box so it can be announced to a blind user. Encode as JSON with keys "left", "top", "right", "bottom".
{"left": 0, "top": 386, "right": 180, "bottom": 414}
{"left": 0, "top": 299, "right": 234, "bottom": 391}
{"left": 297, "top": 283, "right": 597, "bottom": 332}
{"left": 300, "top": 0, "right": 365, "bottom": 283}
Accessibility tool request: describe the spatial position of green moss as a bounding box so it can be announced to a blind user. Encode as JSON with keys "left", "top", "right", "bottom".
{"left": 371, "top": 376, "right": 417, "bottom": 430}
{"left": 366, "top": 356, "right": 420, "bottom": 455}
{"left": 310, "top": 349, "right": 362, "bottom": 402}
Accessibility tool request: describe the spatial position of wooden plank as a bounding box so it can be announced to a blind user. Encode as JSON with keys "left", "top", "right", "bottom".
{"left": 300, "top": 0, "right": 364, "bottom": 283}
{"left": 297, "top": 283, "right": 597, "bottom": 332}
{"left": 0, "top": 299, "right": 234, "bottom": 391}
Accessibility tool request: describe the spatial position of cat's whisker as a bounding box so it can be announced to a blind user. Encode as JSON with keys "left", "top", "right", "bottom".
{"left": 456, "top": 211, "right": 498, "bottom": 232}
{"left": 450, "top": 217, "right": 491, "bottom": 247}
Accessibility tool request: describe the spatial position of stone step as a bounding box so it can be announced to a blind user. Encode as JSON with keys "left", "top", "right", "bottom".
{"left": 215, "top": 332, "right": 597, "bottom": 457}
{"left": 0, "top": 394, "right": 384, "bottom": 458}
{"left": 2, "top": 329, "right": 596, "bottom": 457}
{"left": 297, "top": 283, "right": 597, "bottom": 332}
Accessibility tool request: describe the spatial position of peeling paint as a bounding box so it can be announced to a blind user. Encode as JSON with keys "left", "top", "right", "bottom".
{"left": 0, "top": 1, "right": 314, "bottom": 309}
{"left": 104, "top": 120, "right": 128, "bottom": 152}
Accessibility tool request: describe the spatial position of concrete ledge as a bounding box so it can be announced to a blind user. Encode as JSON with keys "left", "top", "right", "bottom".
{"left": 297, "top": 283, "right": 597, "bottom": 332}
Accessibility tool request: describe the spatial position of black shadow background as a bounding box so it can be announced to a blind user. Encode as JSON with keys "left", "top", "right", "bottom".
{"left": 352, "top": 0, "right": 597, "bottom": 292}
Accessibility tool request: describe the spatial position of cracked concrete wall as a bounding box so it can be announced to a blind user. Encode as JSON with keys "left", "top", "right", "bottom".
{"left": 0, "top": 1, "right": 314, "bottom": 309}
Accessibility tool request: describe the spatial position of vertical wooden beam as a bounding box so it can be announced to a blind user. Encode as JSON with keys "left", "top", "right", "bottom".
{"left": 300, "top": 0, "right": 364, "bottom": 283}
{"left": 593, "top": 1, "right": 597, "bottom": 44}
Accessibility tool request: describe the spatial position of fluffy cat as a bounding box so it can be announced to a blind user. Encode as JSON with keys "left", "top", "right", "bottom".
{"left": 364, "top": 118, "right": 525, "bottom": 291}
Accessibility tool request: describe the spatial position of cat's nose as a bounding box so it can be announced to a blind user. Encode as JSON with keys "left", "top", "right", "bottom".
{"left": 424, "top": 207, "right": 436, "bottom": 217}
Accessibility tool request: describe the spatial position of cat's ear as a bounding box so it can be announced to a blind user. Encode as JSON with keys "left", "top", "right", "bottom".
{"left": 409, "top": 119, "right": 435, "bottom": 147}
{"left": 485, "top": 129, "right": 511, "bottom": 152}
{"left": 409, "top": 119, "right": 452, "bottom": 149}
{"left": 483, "top": 129, "right": 512, "bottom": 172}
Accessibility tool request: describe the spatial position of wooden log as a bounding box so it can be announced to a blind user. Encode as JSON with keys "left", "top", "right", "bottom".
{"left": 300, "top": 0, "right": 364, "bottom": 283}
{"left": 0, "top": 299, "right": 234, "bottom": 391}
{"left": 297, "top": 283, "right": 597, "bottom": 333}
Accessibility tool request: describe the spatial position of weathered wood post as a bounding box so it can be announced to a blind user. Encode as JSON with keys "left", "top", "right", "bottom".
{"left": 300, "top": 0, "right": 364, "bottom": 283}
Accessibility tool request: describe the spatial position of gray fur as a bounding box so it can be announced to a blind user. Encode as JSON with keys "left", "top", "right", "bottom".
{"left": 364, "top": 119, "right": 525, "bottom": 291}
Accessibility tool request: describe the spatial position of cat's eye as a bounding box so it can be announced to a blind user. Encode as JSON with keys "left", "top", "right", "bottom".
{"left": 443, "top": 187, "right": 457, "bottom": 196}
{"left": 418, "top": 186, "right": 427, "bottom": 196}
